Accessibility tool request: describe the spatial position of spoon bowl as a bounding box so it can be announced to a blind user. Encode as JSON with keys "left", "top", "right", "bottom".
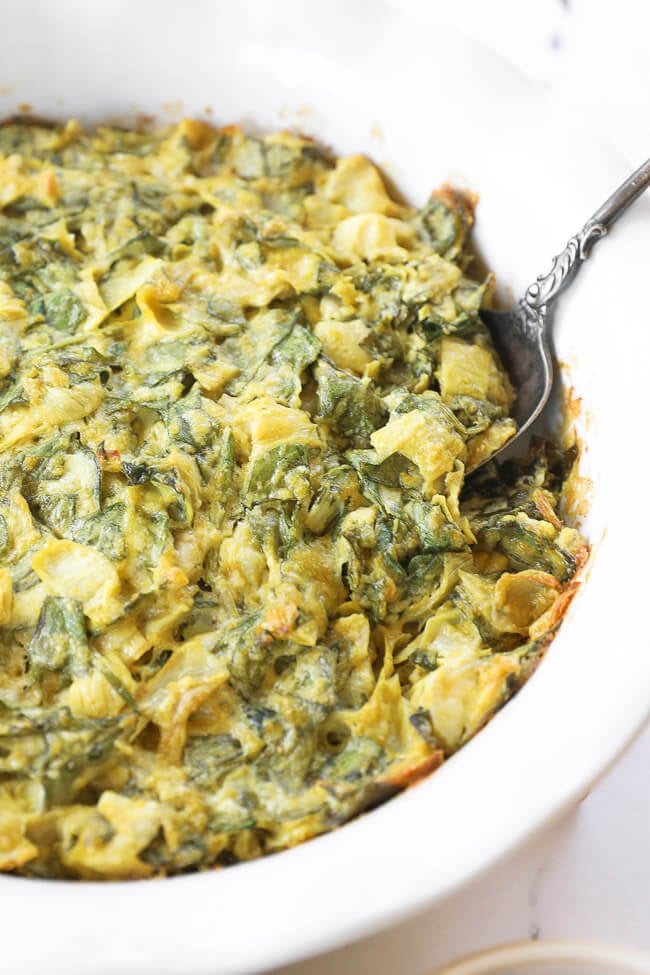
{"left": 480, "top": 304, "right": 552, "bottom": 444}
{"left": 479, "top": 156, "right": 650, "bottom": 465}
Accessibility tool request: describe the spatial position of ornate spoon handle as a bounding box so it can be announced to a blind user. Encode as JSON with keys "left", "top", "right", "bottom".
{"left": 524, "top": 157, "right": 650, "bottom": 314}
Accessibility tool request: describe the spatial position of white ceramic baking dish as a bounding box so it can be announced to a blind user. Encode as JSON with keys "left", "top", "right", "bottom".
{"left": 1, "top": 2, "right": 649, "bottom": 972}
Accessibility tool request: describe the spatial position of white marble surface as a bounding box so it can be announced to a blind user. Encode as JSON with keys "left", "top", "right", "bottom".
{"left": 273, "top": 2, "right": 650, "bottom": 972}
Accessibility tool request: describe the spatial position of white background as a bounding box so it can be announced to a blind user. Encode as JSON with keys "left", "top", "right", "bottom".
{"left": 274, "top": 2, "right": 650, "bottom": 972}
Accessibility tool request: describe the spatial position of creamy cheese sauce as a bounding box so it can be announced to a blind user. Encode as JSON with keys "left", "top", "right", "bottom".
{"left": 0, "top": 119, "right": 586, "bottom": 878}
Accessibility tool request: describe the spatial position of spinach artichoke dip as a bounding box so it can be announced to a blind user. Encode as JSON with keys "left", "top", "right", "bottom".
{"left": 0, "top": 118, "right": 586, "bottom": 879}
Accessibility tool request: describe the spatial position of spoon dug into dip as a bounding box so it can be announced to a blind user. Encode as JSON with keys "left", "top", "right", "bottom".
{"left": 479, "top": 157, "right": 650, "bottom": 466}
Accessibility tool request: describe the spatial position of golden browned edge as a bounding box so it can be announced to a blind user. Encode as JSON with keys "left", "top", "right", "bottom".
{"left": 559, "top": 383, "right": 594, "bottom": 528}
{"left": 379, "top": 750, "right": 446, "bottom": 791}
{"left": 1, "top": 113, "right": 59, "bottom": 129}
{"left": 434, "top": 183, "right": 480, "bottom": 221}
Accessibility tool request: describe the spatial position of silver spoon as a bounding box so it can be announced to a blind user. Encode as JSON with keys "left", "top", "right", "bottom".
{"left": 480, "top": 157, "right": 650, "bottom": 465}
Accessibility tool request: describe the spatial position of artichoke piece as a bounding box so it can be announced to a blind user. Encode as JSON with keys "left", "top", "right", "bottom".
{"left": 315, "top": 359, "right": 387, "bottom": 448}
